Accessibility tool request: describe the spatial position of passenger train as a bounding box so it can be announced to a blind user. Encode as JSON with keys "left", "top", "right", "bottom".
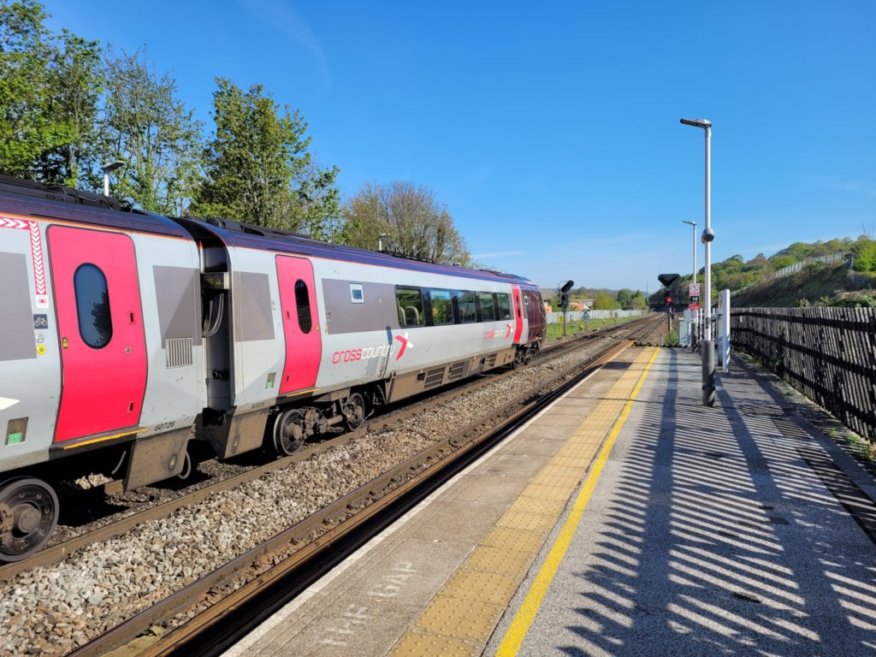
{"left": 0, "top": 177, "right": 546, "bottom": 561}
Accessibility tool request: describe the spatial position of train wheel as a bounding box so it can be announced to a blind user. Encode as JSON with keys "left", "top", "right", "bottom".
{"left": 176, "top": 449, "right": 193, "bottom": 481}
{"left": 0, "top": 477, "right": 59, "bottom": 563}
{"left": 342, "top": 392, "right": 366, "bottom": 431}
{"left": 273, "top": 409, "right": 307, "bottom": 456}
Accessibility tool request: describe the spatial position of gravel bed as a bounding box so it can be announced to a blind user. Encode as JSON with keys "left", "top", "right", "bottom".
{"left": 0, "top": 337, "right": 613, "bottom": 656}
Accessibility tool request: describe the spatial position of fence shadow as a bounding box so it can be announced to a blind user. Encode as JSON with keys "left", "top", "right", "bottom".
{"left": 554, "top": 350, "right": 876, "bottom": 656}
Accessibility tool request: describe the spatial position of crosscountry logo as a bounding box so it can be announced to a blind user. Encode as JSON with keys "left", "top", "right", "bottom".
{"left": 394, "top": 332, "right": 414, "bottom": 360}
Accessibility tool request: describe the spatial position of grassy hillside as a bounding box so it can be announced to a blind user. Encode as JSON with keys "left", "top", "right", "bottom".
{"left": 732, "top": 262, "right": 876, "bottom": 307}
{"left": 651, "top": 235, "right": 876, "bottom": 308}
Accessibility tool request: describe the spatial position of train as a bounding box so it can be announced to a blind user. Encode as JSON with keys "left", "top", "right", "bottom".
{"left": 0, "top": 176, "right": 546, "bottom": 561}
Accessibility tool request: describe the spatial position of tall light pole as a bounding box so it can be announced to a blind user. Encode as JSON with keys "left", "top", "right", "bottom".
{"left": 682, "top": 220, "right": 697, "bottom": 286}
{"left": 682, "top": 219, "right": 698, "bottom": 349}
{"left": 101, "top": 160, "right": 125, "bottom": 197}
{"left": 680, "top": 117, "right": 715, "bottom": 406}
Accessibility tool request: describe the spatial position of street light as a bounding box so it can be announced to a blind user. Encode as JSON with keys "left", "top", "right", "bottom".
{"left": 680, "top": 116, "right": 715, "bottom": 406}
{"left": 101, "top": 160, "right": 125, "bottom": 197}
{"left": 682, "top": 219, "right": 698, "bottom": 350}
{"left": 682, "top": 220, "right": 697, "bottom": 286}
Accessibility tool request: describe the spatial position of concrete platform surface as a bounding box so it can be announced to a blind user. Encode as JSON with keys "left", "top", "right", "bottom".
{"left": 223, "top": 347, "right": 876, "bottom": 657}
{"left": 223, "top": 346, "right": 650, "bottom": 657}
{"left": 488, "top": 349, "right": 876, "bottom": 657}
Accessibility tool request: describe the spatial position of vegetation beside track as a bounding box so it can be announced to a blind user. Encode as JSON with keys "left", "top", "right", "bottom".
{"left": 546, "top": 315, "right": 640, "bottom": 340}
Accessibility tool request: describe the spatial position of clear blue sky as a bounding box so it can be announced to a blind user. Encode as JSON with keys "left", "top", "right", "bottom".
{"left": 44, "top": 1, "right": 876, "bottom": 291}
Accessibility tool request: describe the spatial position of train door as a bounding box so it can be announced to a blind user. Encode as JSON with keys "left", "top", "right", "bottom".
{"left": 512, "top": 285, "right": 525, "bottom": 343}
{"left": 276, "top": 256, "right": 322, "bottom": 393}
{"left": 47, "top": 226, "right": 147, "bottom": 442}
{"left": 524, "top": 290, "right": 546, "bottom": 340}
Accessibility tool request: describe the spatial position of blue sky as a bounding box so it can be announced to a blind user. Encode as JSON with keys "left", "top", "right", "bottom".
{"left": 44, "top": 1, "right": 876, "bottom": 291}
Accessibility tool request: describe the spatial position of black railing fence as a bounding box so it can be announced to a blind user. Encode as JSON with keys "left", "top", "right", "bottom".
{"left": 731, "top": 308, "right": 876, "bottom": 442}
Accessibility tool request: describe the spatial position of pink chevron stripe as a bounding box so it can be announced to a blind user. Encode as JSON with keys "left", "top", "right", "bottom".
{"left": 0, "top": 216, "right": 29, "bottom": 230}
{"left": 28, "top": 221, "right": 46, "bottom": 297}
{"left": 1, "top": 217, "right": 48, "bottom": 304}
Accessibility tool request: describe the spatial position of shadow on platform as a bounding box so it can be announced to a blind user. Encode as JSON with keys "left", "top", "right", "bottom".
{"left": 559, "top": 350, "right": 876, "bottom": 656}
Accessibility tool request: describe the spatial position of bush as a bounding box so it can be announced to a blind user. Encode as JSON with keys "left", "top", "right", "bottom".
{"left": 853, "top": 240, "right": 876, "bottom": 272}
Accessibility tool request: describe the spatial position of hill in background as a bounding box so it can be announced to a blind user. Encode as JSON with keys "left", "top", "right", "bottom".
{"left": 732, "top": 261, "right": 876, "bottom": 307}
{"left": 651, "top": 235, "right": 876, "bottom": 308}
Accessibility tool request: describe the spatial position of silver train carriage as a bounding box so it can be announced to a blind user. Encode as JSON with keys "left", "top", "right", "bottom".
{"left": 0, "top": 177, "right": 545, "bottom": 561}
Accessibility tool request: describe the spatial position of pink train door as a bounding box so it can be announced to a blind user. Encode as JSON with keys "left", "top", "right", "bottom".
{"left": 276, "top": 256, "right": 322, "bottom": 394}
{"left": 47, "top": 226, "right": 147, "bottom": 442}
{"left": 512, "top": 285, "right": 524, "bottom": 343}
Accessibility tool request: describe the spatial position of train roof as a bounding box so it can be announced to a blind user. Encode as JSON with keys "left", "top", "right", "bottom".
{"left": 177, "top": 216, "right": 538, "bottom": 287}
{"left": 0, "top": 177, "right": 190, "bottom": 239}
{"left": 0, "top": 176, "right": 537, "bottom": 289}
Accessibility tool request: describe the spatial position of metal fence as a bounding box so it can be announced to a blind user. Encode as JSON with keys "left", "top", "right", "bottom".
{"left": 731, "top": 307, "right": 876, "bottom": 442}
{"left": 545, "top": 309, "right": 646, "bottom": 324}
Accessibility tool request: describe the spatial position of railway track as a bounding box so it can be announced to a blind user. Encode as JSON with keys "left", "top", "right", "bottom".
{"left": 0, "top": 315, "right": 662, "bottom": 657}
{"left": 0, "top": 315, "right": 660, "bottom": 583}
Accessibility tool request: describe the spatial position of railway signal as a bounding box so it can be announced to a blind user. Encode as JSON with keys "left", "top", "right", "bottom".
{"left": 558, "top": 280, "right": 574, "bottom": 336}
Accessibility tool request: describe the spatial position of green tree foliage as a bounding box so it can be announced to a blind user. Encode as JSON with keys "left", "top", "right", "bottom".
{"left": 192, "top": 78, "right": 339, "bottom": 235}
{"left": 593, "top": 290, "right": 621, "bottom": 310}
{"left": 340, "top": 181, "right": 471, "bottom": 265}
{"left": 629, "top": 291, "right": 647, "bottom": 309}
{"left": 0, "top": 0, "right": 102, "bottom": 185}
{"left": 852, "top": 238, "right": 876, "bottom": 272}
{"left": 101, "top": 48, "right": 203, "bottom": 214}
{"left": 615, "top": 288, "right": 634, "bottom": 308}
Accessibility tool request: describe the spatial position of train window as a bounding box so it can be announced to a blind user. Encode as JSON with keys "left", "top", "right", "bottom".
{"left": 396, "top": 287, "right": 425, "bottom": 327}
{"left": 74, "top": 263, "right": 112, "bottom": 348}
{"left": 497, "top": 293, "right": 512, "bottom": 320}
{"left": 456, "top": 291, "right": 477, "bottom": 323}
{"left": 294, "top": 279, "right": 312, "bottom": 333}
{"left": 429, "top": 289, "right": 454, "bottom": 325}
{"left": 478, "top": 292, "right": 496, "bottom": 321}
{"left": 350, "top": 283, "right": 364, "bottom": 303}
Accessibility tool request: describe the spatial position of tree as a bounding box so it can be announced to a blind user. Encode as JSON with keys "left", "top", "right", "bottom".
{"left": 0, "top": 0, "right": 52, "bottom": 177}
{"left": 0, "top": 1, "right": 102, "bottom": 186}
{"left": 853, "top": 239, "right": 876, "bottom": 273}
{"left": 340, "top": 181, "right": 471, "bottom": 265}
{"left": 615, "top": 288, "right": 634, "bottom": 309}
{"left": 593, "top": 290, "right": 620, "bottom": 310}
{"left": 34, "top": 30, "right": 103, "bottom": 187}
{"left": 630, "top": 291, "right": 647, "bottom": 309}
{"left": 100, "top": 48, "right": 203, "bottom": 214}
{"left": 191, "top": 78, "right": 339, "bottom": 234}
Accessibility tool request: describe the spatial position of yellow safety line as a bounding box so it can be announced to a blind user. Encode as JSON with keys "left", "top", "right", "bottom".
{"left": 495, "top": 346, "right": 660, "bottom": 656}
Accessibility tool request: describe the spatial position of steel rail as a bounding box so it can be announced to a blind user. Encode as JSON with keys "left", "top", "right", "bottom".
{"left": 0, "top": 317, "right": 656, "bottom": 581}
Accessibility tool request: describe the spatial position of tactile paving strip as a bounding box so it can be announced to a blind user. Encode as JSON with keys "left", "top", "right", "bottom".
{"left": 389, "top": 347, "right": 658, "bottom": 656}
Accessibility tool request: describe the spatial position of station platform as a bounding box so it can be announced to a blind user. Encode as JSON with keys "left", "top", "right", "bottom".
{"left": 224, "top": 347, "right": 876, "bottom": 657}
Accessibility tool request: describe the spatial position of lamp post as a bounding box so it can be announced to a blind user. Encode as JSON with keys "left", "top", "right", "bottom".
{"left": 682, "top": 220, "right": 697, "bottom": 286}
{"left": 101, "top": 160, "right": 125, "bottom": 197}
{"left": 680, "top": 117, "right": 715, "bottom": 406}
{"left": 682, "top": 219, "right": 698, "bottom": 349}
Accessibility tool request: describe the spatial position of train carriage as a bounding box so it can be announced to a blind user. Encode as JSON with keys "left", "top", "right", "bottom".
{"left": 179, "top": 216, "right": 545, "bottom": 459}
{"left": 0, "top": 182, "right": 205, "bottom": 559}
{"left": 0, "top": 178, "right": 545, "bottom": 561}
